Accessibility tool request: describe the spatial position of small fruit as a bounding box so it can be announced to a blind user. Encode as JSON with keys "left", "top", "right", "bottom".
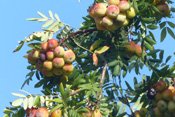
{"left": 41, "top": 42, "right": 49, "bottom": 52}
{"left": 50, "top": 109, "right": 62, "bottom": 117}
{"left": 153, "top": 107, "right": 163, "bottom": 117}
{"left": 28, "top": 50, "right": 40, "bottom": 64}
{"left": 107, "top": 0, "right": 120, "bottom": 5}
{"left": 93, "top": 109, "right": 102, "bottom": 117}
{"left": 121, "top": 18, "right": 129, "bottom": 27}
{"left": 118, "top": 0, "right": 130, "bottom": 12}
{"left": 164, "top": 111, "right": 173, "bottom": 117}
{"left": 52, "top": 57, "right": 65, "bottom": 68}
{"left": 139, "top": 108, "right": 148, "bottom": 116}
{"left": 41, "top": 69, "right": 53, "bottom": 77}
{"left": 162, "top": 89, "right": 173, "bottom": 101}
{"left": 116, "top": 13, "right": 126, "bottom": 22}
{"left": 155, "top": 92, "right": 163, "bottom": 101}
{"left": 95, "top": 17, "right": 106, "bottom": 30}
{"left": 48, "top": 39, "right": 58, "bottom": 50}
{"left": 126, "top": 7, "right": 136, "bottom": 19}
{"left": 63, "top": 50, "right": 76, "bottom": 63}
{"left": 39, "top": 53, "right": 46, "bottom": 62}
{"left": 105, "top": 21, "right": 120, "bottom": 31}
{"left": 27, "top": 108, "right": 37, "bottom": 117}
{"left": 157, "top": 100, "right": 168, "bottom": 112}
{"left": 135, "top": 44, "right": 143, "bottom": 57}
{"left": 53, "top": 68, "right": 63, "bottom": 76}
{"left": 124, "top": 41, "right": 136, "bottom": 57}
{"left": 168, "top": 86, "right": 175, "bottom": 95}
{"left": 89, "top": 5, "right": 97, "bottom": 18}
{"left": 46, "top": 51, "right": 54, "bottom": 60}
{"left": 63, "top": 64, "right": 74, "bottom": 75}
{"left": 35, "top": 60, "right": 43, "bottom": 71}
{"left": 43, "top": 60, "right": 53, "bottom": 71}
{"left": 106, "top": 5, "right": 120, "bottom": 18}
{"left": 155, "top": 80, "right": 167, "bottom": 92}
{"left": 54, "top": 46, "right": 65, "bottom": 57}
{"left": 35, "top": 107, "right": 49, "bottom": 117}
{"left": 156, "top": 3, "right": 170, "bottom": 17}
{"left": 168, "top": 100, "right": 175, "bottom": 113}
{"left": 94, "top": 3, "right": 107, "bottom": 17}
{"left": 102, "top": 16, "right": 114, "bottom": 28}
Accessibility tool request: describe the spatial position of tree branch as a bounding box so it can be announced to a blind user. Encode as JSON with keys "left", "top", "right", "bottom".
{"left": 71, "top": 88, "right": 82, "bottom": 96}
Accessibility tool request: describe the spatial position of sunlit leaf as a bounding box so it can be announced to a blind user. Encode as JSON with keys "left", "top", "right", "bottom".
{"left": 11, "top": 93, "right": 26, "bottom": 98}
{"left": 11, "top": 99, "right": 23, "bottom": 107}
{"left": 37, "top": 11, "right": 48, "bottom": 19}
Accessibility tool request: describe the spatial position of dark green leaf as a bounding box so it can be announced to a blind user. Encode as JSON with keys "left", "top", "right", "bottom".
{"left": 167, "top": 27, "right": 175, "bottom": 39}
{"left": 141, "top": 18, "right": 155, "bottom": 23}
{"left": 113, "top": 65, "right": 120, "bottom": 76}
{"left": 167, "top": 21, "right": 175, "bottom": 28}
{"left": 49, "top": 104, "right": 63, "bottom": 114}
{"left": 147, "top": 24, "right": 158, "bottom": 30}
{"left": 108, "top": 60, "right": 118, "bottom": 67}
{"left": 161, "top": 27, "right": 167, "bottom": 42}
{"left": 13, "top": 41, "right": 24, "bottom": 53}
{"left": 159, "top": 21, "right": 166, "bottom": 29}
{"left": 165, "top": 56, "right": 171, "bottom": 63}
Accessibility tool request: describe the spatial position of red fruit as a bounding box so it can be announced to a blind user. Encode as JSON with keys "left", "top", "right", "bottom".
{"left": 39, "top": 53, "right": 47, "bottom": 62}
{"left": 54, "top": 46, "right": 65, "bottom": 57}
{"left": 135, "top": 44, "right": 143, "bottom": 57}
{"left": 81, "top": 108, "right": 92, "bottom": 117}
{"left": 89, "top": 5, "right": 97, "bottom": 18}
{"left": 162, "top": 89, "right": 173, "bottom": 101}
{"left": 28, "top": 49, "right": 40, "bottom": 64}
{"left": 63, "top": 50, "right": 76, "bottom": 63}
{"left": 156, "top": 3, "right": 170, "bottom": 17}
{"left": 50, "top": 109, "right": 62, "bottom": 117}
{"left": 155, "top": 80, "right": 167, "bottom": 92}
{"left": 26, "top": 108, "right": 37, "bottom": 117}
{"left": 63, "top": 64, "right": 74, "bottom": 75}
{"left": 48, "top": 39, "right": 58, "bottom": 50}
{"left": 118, "top": 0, "right": 130, "bottom": 12}
{"left": 52, "top": 57, "right": 65, "bottom": 68}
{"left": 46, "top": 51, "right": 54, "bottom": 60}
{"left": 41, "top": 42, "right": 49, "bottom": 52}
{"left": 94, "top": 3, "right": 107, "bottom": 17}
{"left": 107, "top": 0, "right": 120, "bottom": 5}
{"left": 35, "top": 107, "right": 49, "bottom": 117}
{"left": 106, "top": 5, "right": 120, "bottom": 18}
{"left": 124, "top": 41, "right": 136, "bottom": 57}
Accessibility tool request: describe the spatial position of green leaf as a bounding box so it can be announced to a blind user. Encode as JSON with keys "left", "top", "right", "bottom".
{"left": 159, "top": 22, "right": 166, "bottom": 29}
{"left": 166, "top": 56, "right": 171, "bottom": 63}
{"left": 3, "top": 109, "right": 13, "bottom": 114}
{"left": 159, "top": 50, "right": 164, "bottom": 60}
{"left": 59, "top": 83, "right": 65, "bottom": 98}
{"left": 28, "top": 96, "right": 33, "bottom": 108}
{"left": 78, "top": 53, "right": 88, "bottom": 58}
{"left": 145, "top": 37, "right": 156, "bottom": 45}
{"left": 113, "top": 65, "right": 120, "bottom": 76}
{"left": 94, "top": 46, "right": 110, "bottom": 54}
{"left": 141, "top": 18, "right": 155, "bottom": 23}
{"left": 11, "top": 98, "right": 23, "bottom": 107}
{"left": 147, "top": 49, "right": 160, "bottom": 56}
{"left": 90, "top": 39, "right": 103, "bottom": 51}
{"left": 47, "top": 98, "right": 63, "bottom": 103}
{"left": 108, "top": 60, "right": 118, "bottom": 67}
{"left": 167, "top": 27, "right": 175, "bottom": 39}
{"left": 133, "top": 1, "right": 139, "bottom": 14}
{"left": 49, "top": 10, "right": 54, "bottom": 19}
{"left": 49, "top": 104, "right": 63, "bottom": 114}
{"left": 144, "top": 41, "right": 154, "bottom": 51}
{"left": 161, "top": 27, "right": 167, "bottom": 42}
{"left": 47, "top": 21, "right": 59, "bottom": 31}
{"left": 27, "top": 18, "right": 39, "bottom": 21}
{"left": 11, "top": 93, "right": 26, "bottom": 98}
{"left": 151, "top": 5, "right": 160, "bottom": 14}
{"left": 37, "top": 11, "right": 47, "bottom": 19}
{"left": 13, "top": 41, "right": 24, "bottom": 53}
{"left": 55, "top": 13, "right": 60, "bottom": 22}
{"left": 33, "top": 96, "right": 40, "bottom": 106}
{"left": 167, "top": 21, "right": 175, "bottom": 28}
{"left": 42, "top": 20, "right": 54, "bottom": 27}
{"left": 23, "top": 98, "right": 28, "bottom": 110}
{"left": 125, "top": 81, "right": 134, "bottom": 91}
{"left": 149, "top": 31, "right": 156, "bottom": 41}
{"left": 147, "top": 24, "right": 158, "bottom": 30}
{"left": 74, "top": 101, "right": 86, "bottom": 109}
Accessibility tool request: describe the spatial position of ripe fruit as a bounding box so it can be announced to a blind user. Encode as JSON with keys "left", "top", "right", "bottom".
{"left": 162, "top": 89, "right": 173, "bottom": 101}
{"left": 155, "top": 80, "right": 167, "bottom": 92}
{"left": 102, "top": 16, "right": 114, "bottom": 28}
{"left": 50, "top": 109, "right": 62, "bottom": 117}
{"left": 41, "top": 42, "right": 49, "bottom": 52}
{"left": 157, "top": 100, "right": 168, "bottom": 112}
{"left": 95, "top": 17, "right": 106, "bottom": 30}
{"left": 106, "top": 22, "right": 120, "bottom": 31}
{"left": 28, "top": 50, "right": 40, "bottom": 64}
{"left": 39, "top": 53, "right": 46, "bottom": 62}
{"left": 156, "top": 3, "right": 170, "bottom": 17}
{"left": 46, "top": 51, "right": 54, "bottom": 60}
{"left": 63, "top": 64, "right": 74, "bottom": 75}
{"left": 139, "top": 108, "right": 148, "bottom": 116}
{"left": 52, "top": 57, "right": 65, "bottom": 68}
{"left": 41, "top": 69, "right": 53, "bottom": 77}
{"left": 168, "top": 86, "right": 175, "bottom": 94}
{"left": 35, "top": 107, "right": 49, "bottom": 117}
{"left": 124, "top": 41, "right": 136, "bottom": 57}
{"left": 63, "top": 50, "right": 76, "bottom": 63}
{"left": 155, "top": 92, "right": 163, "bottom": 101}
{"left": 116, "top": 13, "right": 126, "bottom": 22}
{"left": 48, "top": 39, "right": 58, "bottom": 50}
{"left": 153, "top": 107, "right": 163, "bottom": 117}
{"left": 168, "top": 100, "right": 175, "bottom": 113}
{"left": 27, "top": 108, "right": 37, "bottom": 117}
{"left": 43, "top": 60, "right": 53, "bottom": 71}
{"left": 89, "top": 5, "right": 97, "bottom": 18}
{"left": 118, "top": 0, "right": 130, "bottom": 12}
{"left": 93, "top": 109, "right": 102, "bottom": 117}
{"left": 121, "top": 18, "right": 129, "bottom": 27}
{"left": 53, "top": 68, "right": 63, "bottom": 76}
{"left": 134, "top": 110, "right": 141, "bottom": 117}
{"left": 126, "top": 7, "right": 136, "bottom": 19}
{"left": 54, "top": 46, "right": 65, "bottom": 57}
{"left": 94, "top": 3, "right": 107, "bottom": 17}
{"left": 106, "top": 5, "right": 120, "bottom": 18}
{"left": 135, "top": 44, "right": 143, "bottom": 57}
{"left": 107, "top": 0, "right": 120, "bottom": 5}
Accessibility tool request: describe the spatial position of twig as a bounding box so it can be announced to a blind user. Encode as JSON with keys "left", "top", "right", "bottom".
{"left": 97, "top": 61, "right": 108, "bottom": 106}
{"left": 71, "top": 88, "right": 82, "bottom": 96}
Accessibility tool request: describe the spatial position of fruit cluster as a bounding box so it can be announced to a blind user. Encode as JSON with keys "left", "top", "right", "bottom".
{"left": 27, "top": 39, "right": 75, "bottom": 77}
{"left": 133, "top": 107, "right": 148, "bottom": 117}
{"left": 26, "top": 107, "right": 62, "bottom": 117}
{"left": 89, "top": 0, "right": 136, "bottom": 31}
{"left": 152, "top": 0, "right": 170, "bottom": 17}
{"left": 148, "top": 80, "right": 175, "bottom": 117}
{"left": 124, "top": 40, "right": 144, "bottom": 57}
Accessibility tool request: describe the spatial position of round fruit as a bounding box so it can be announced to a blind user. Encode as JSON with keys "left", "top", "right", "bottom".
{"left": 63, "top": 50, "right": 76, "bottom": 63}
{"left": 50, "top": 109, "right": 62, "bottom": 117}
{"left": 35, "top": 107, "right": 49, "bottom": 117}
{"left": 48, "top": 39, "right": 58, "bottom": 50}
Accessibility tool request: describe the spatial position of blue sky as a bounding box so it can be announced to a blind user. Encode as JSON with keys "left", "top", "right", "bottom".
{"left": 0, "top": 0, "right": 175, "bottom": 116}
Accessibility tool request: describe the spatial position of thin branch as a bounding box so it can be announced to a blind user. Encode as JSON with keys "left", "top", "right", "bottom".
{"left": 71, "top": 88, "right": 82, "bottom": 96}
{"left": 97, "top": 61, "right": 108, "bottom": 106}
